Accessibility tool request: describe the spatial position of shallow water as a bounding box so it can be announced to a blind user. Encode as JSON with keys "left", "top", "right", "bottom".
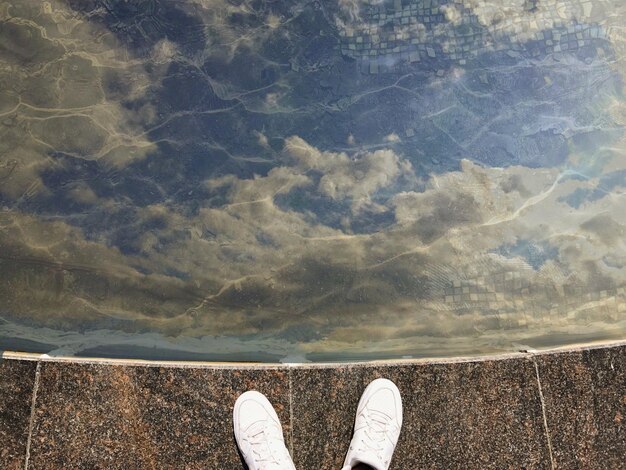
{"left": 1, "top": 0, "right": 625, "bottom": 362}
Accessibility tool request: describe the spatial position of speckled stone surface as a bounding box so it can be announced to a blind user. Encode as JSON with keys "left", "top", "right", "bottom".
{"left": 1, "top": 343, "right": 625, "bottom": 469}
{"left": 536, "top": 346, "right": 626, "bottom": 469}
{"left": 291, "top": 358, "right": 552, "bottom": 470}
{"left": 0, "top": 359, "right": 37, "bottom": 470}
{"left": 27, "top": 363, "right": 290, "bottom": 469}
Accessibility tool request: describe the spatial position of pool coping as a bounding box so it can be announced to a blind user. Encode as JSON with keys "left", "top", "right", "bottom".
{"left": 2, "top": 339, "right": 624, "bottom": 468}
{"left": 2, "top": 337, "right": 625, "bottom": 368}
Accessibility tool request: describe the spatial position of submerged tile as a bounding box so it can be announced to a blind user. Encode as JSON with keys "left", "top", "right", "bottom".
{"left": 28, "top": 362, "right": 289, "bottom": 469}
{"left": 536, "top": 345, "right": 626, "bottom": 469}
{"left": 0, "top": 359, "right": 37, "bottom": 470}
{"left": 1, "top": 0, "right": 626, "bottom": 362}
{"left": 291, "top": 358, "right": 551, "bottom": 469}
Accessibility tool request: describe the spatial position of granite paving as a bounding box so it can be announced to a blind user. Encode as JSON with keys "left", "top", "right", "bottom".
{"left": 27, "top": 363, "right": 290, "bottom": 469}
{"left": 536, "top": 346, "right": 626, "bottom": 469}
{"left": 0, "top": 359, "right": 37, "bottom": 470}
{"left": 291, "top": 358, "right": 551, "bottom": 469}
{"left": 0, "top": 343, "right": 624, "bottom": 469}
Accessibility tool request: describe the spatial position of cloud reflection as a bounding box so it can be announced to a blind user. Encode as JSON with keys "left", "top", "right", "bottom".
{"left": 0, "top": 0, "right": 624, "bottom": 360}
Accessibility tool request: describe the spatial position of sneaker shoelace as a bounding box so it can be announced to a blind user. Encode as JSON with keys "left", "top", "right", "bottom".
{"left": 358, "top": 408, "right": 395, "bottom": 460}
{"left": 243, "top": 420, "right": 291, "bottom": 470}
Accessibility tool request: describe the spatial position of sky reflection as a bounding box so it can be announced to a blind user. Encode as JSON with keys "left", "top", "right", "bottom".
{"left": 1, "top": 0, "right": 625, "bottom": 361}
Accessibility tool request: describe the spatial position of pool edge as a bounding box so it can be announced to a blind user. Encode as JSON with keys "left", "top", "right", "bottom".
{"left": 2, "top": 337, "right": 625, "bottom": 368}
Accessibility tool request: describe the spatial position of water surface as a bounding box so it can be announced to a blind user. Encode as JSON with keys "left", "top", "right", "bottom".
{"left": 1, "top": 0, "right": 625, "bottom": 361}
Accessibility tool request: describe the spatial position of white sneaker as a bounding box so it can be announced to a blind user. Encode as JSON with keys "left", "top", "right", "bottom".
{"left": 233, "top": 391, "right": 296, "bottom": 470}
{"left": 341, "top": 378, "right": 403, "bottom": 470}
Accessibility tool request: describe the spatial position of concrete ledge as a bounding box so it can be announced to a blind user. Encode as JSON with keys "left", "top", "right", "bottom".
{"left": 1, "top": 342, "right": 624, "bottom": 469}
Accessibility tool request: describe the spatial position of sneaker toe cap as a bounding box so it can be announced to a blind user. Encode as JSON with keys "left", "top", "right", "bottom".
{"left": 369, "top": 387, "right": 402, "bottom": 422}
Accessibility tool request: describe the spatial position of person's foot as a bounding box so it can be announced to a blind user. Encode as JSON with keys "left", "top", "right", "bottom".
{"left": 233, "top": 391, "right": 296, "bottom": 470}
{"left": 341, "top": 378, "right": 403, "bottom": 470}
